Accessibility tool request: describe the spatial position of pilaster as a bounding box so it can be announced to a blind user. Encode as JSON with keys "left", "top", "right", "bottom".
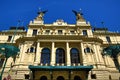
{"left": 66, "top": 42, "right": 71, "bottom": 66}
{"left": 34, "top": 42, "right": 40, "bottom": 65}
{"left": 51, "top": 42, "right": 55, "bottom": 66}
{"left": 80, "top": 42, "right": 87, "bottom": 66}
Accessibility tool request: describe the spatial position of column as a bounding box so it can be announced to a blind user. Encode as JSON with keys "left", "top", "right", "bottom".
{"left": 96, "top": 45, "right": 104, "bottom": 64}
{"left": 66, "top": 42, "right": 71, "bottom": 66}
{"left": 104, "top": 55, "right": 109, "bottom": 66}
{"left": 16, "top": 44, "right": 24, "bottom": 64}
{"left": 21, "top": 44, "right": 26, "bottom": 62}
{"left": 80, "top": 42, "right": 87, "bottom": 66}
{"left": 34, "top": 42, "right": 40, "bottom": 65}
{"left": 93, "top": 44, "right": 99, "bottom": 64}
{"left": 51, "top": 42, "right": 55, "bottom": 66}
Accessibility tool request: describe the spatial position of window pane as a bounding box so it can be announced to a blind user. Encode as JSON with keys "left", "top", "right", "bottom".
{"left": 45, "top": 30, "right": 50, "bottom": 34}
{"left": 32, "top": 29, "right": 37, "bottom": 35}
{"left": 70, "top": 48, "right": 80, "bottom": 63}
{"left": 30, "top": 47, "right": 34, "bottom": 53}
{"left": 83, "top": 30, "right": 87, "bottom": 36}
{"left": 41, "top": 48, "right": 50, "bottom": 64}
{"left": 58, "top": 30, "right": 62, "bottom": 34}
{"left": 7, "top": 36, "right": 12, "bottom": 42}
{"left": 70, "top": 31, "right": 75, "bottom": 34}
{"left": 106, "top": 36, "right": 111, "bottom": 43}
{"left": 56, "top": 48, "right": 65, "bottom": 64}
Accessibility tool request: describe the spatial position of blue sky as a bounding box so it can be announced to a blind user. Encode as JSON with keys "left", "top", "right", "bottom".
{"left": 0, "top": 0, "right": 120, "bottom": 31}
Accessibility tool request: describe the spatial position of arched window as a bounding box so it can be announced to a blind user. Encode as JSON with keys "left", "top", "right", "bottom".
{"left": 56, "top": 48, "right": 65, "bottom": 64}
{"left": 57, "top": 76, "right": 65, "bottom": 80}
{"left": 30, "top": 47, "right": 34, "bottom": 53}
{"left": 74, "top": 76, "right": 82, "bottom": 80}
{"left": 84, "top": 47, "right": 92, "bottom": 53}
{"left": 40, "top": 76, "right": 47, "bottom": 80}
{"left": 41, "top": 48, "right": 51, "bottom": 64}
{"left": 70, "top": 48, "right": 80, "bottom": 63}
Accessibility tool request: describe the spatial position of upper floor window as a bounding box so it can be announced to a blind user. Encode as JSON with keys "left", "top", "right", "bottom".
{"left": 7, "top": 36, "right": 12, "bottom": 42}
{"left": 83, "top": 30, "right": 87, "bottom": 36}
{"left": 56, "top": 48, "right": 65, "bottom": 64}
{"left": 106, "top": 36, "right": 111, "bottom": 43}
{"left": 30, "top": 47, "right": 34, "bottom": 53}
{"left": 70, "top": 48, "right": 80, "bottom": 64}
{"left": 32, "top": 29, "right": 37, "bottom": 36}
{"left": 41, "top": 48, "right": 51, "bottom": 64}
{"left": 84, "top": 47, "right": 93, "bottom": 53}
{"left": 45, "top": 30, "right": 50, "bottom": 34}
{"left": 58, "top": 30, "right": 63, "bottom": 34}
{"left": 27, "top": 47, "right": 36, "bottom": 53}
{"left": 70, "top": 31, "right": 75, "bottom": 34}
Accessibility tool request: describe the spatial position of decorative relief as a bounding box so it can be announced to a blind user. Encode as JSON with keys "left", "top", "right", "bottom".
{"left": 53, "top": 19, "right": 67, "bottom": 26}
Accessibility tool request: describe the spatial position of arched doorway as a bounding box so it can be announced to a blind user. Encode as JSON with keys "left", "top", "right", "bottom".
{"left": 57, "top": 76, "right": 65, "bottom": 80}
{"left": 74, "top": 76, "right": 81, "bottom": 80}
{"left": 40, "top": 76, "right": 47, "bottom": 80}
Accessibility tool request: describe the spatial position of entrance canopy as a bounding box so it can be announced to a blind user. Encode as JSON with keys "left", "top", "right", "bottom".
{"left": 29, "top": 65, "right": 93, "bottom": 71}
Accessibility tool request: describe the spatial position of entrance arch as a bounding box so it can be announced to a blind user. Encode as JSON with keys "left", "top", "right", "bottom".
{"left": 57, "top": 76, "right": 65, "bottom": 80}
{"left": 40, "top": 76, "right": 47, "bottom": 80}
{"left": 74, "top": 76, "right": 81, "bottom": 80}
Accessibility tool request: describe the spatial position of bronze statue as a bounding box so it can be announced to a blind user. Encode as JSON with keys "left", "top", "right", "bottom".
{"left": 36, "top": 10, "right": 48, "bottom": 21}
{"left": 72, "top": 10, "right": 85, "bottom": 21}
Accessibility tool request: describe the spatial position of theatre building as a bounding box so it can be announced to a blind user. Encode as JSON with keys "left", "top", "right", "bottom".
{"left": 0, "top": 10, "right": 120, "bottom": 80}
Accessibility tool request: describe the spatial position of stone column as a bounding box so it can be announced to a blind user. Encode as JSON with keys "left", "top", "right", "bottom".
{"left": 51, "top": 42, "right": 55, "bottom": 66}
{"left": 96, "top": 45, "right": 104, "bottom": 65}
{"left": 66, "top": 42, "right": 71, "bottom": 66}
{"left": 21, "top": 44, "right": 27, "bottom": 62}
{"left": 104, "top": 55, "right": 109, "bottom": 66}
{"left": 34, "top": 42, "right": 40, "bottom": 65}
{"left": 80, "top": 42, "right": 87, "bottom": 66}
{"left": 93, "top": 44, "right": 100, "bottom": 64}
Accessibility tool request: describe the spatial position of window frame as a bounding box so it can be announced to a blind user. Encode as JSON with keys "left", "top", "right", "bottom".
{"left": 56, "top": 48, "right": 65, "bottom": 64}
{"left": 82, "top": 30, "right": 87, "bottom": 36}
{"left": 70, "top": 48, "right": 80, "bottom": 64}
{"left": 7, "top": 36, "right": 12, "bottom": 42}
{"left": 58, "top": 30, "right": 63, "bottom": 34}
{"left": 32, "top": 29, "right": 37, "bottom": 36}
{"left": 41, "top": 48, "right": 51, "bottom": 65}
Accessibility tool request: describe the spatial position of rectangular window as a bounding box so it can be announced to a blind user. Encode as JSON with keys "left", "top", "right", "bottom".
{"left": 32, "top": 29, "right": 37, "bottom": 36}
{"left": 45, "top": 30, "right": 50, "bottom": 34}
{"left": 83, "top": 30, "right": 87, "bottom": 36}
{"left": 106, "top": 36, "right": 111, "bottom": 43}
{"left": 91, "top": 74, "right": 96, "bottom": 79}
{"left": 7, "top": 36, "right": 12, "bottom": 42}
{"left": 70, "top": 31, "right": 75, "bottom": 34}
{"left": 58, "top": 30, "right": 63, "bottom": 34}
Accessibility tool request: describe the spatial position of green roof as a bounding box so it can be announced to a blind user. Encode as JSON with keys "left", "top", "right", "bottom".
{"left": 29, "top": 65, "right": 93, "bottom": 71}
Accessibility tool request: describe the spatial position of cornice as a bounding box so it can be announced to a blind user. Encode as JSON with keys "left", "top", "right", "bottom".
{"left": 16, "top": 35, "right": 103, "bottom": 44}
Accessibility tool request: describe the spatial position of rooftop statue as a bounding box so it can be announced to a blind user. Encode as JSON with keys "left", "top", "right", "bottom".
{"left": 72, "top": 10, "right": 85, "bottom": 21}
{"left": 36, "top": 10, "right": 48, "bottom": 21}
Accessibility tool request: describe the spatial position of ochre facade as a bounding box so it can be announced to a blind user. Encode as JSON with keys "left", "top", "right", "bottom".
{"left": 0, "top": 11, "right": 120, "bottom": 80}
